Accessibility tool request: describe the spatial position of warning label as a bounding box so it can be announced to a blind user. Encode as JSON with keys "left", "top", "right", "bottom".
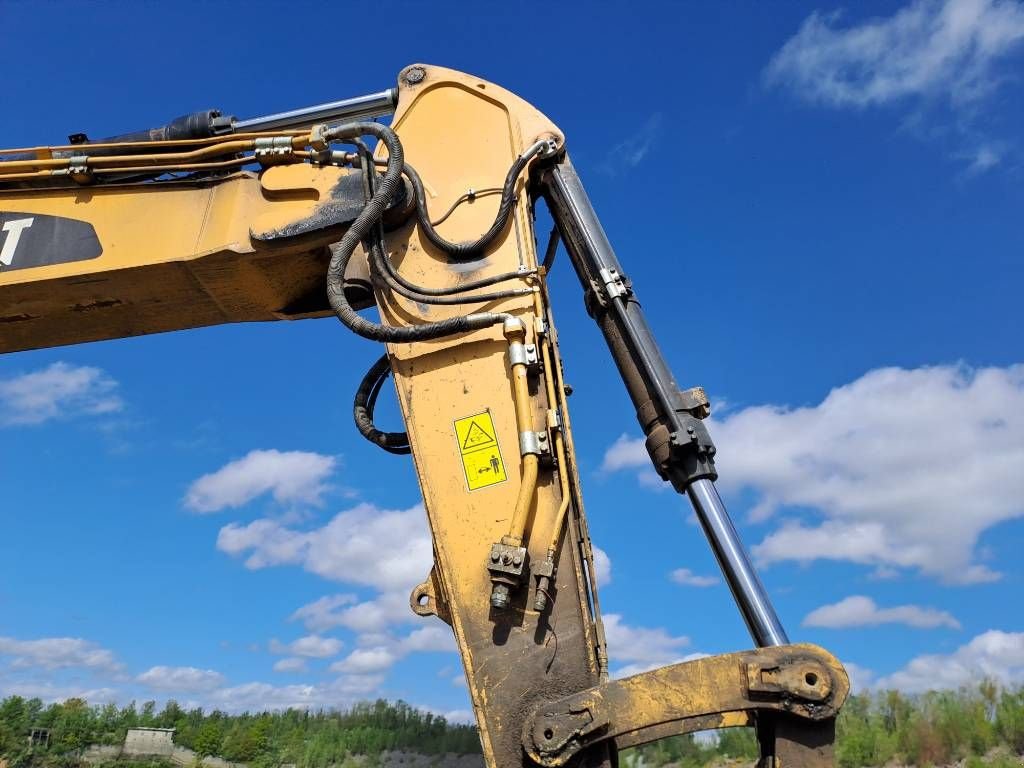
{"left": 454, "top": 411, "right": 507, "bottom": 491}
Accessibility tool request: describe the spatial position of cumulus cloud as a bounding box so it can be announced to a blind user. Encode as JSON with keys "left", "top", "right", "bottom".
{"left": 0, "top": 679, "right": 119, "bottom": 703}
{"left": 272, "top": 657, "right": 308, "bottom": 674}
{"left": 291, "top": 592, "right": 412, "bottom": 635}
{"left": 591, "top": 546, "right": 612, "bottom": 586}
{"left": 269, "top": 635, "right": 343, "bottom": 659}
{"left": 0, "top": 636, "right": 122, "bottom": 672}
{"left": 205, "top": 675, "right": 385, "bottom": 713}
{"left": 602, "top": 364, "right": 1024, "bottom": 584}
{"left": 803, "top": 595, "right": 960, "bottom": 629}
{"left": 603, "top": 614, "right": 691, "bottom": 675}
{"left": 669, "top": 568, "right": 719, "bottom": 588}
{"left": 765, "top": 0, "right": 1024, "bottom": 108}
{"left": 843, "top": 661, "right": 876, "bottom": 693}
{"left": 136, "top": 666, "right": 226, "bottom": 692}
{"left": 185, "top": 450, "right": 337, "bottom": 513}
{"left": 329, "top": 647, "right": 398, "bottom": 675}
{"left": 765, "top": 0, "right": 1024, "bottom": 169}
{"left": 218, "top": 503, "right": 432, "bottom": 592}
{"left": 0, "top": 362, "right": 123, "bottom": 426}
{"left": 876, "top": 630, "right": 1024, "bottom": 691}
{"left": 329, "top": 625, "right": 456, "bottom": 676}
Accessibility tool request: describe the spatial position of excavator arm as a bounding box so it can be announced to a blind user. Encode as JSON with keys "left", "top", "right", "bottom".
{"left": 0, "top": 64, "right": 847, "bottom": 768}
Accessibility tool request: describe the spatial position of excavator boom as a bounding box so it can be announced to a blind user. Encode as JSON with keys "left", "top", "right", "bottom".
{"left": 0, "top": 64, "right": 847, "bottom": 768}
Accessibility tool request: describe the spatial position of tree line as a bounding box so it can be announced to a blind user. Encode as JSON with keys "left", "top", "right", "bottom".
{"left": 625, "top": 682, "right": 1024, "bottom": 768}
{"left": 2, "top": 683, "right": 1023, "bottom": 768}
{"left": 0, "top": 697, "right": 481, "bottom": 768}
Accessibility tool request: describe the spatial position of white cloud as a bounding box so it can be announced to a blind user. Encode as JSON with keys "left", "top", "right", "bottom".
{"left": 669, "top": 568, "right": 719, "bottom": 588}
{"left": 603, "top": 614, "right": 690, "bottom": 670}
{"left": 765, "top": 0, "right": 1024, "bottom": 108}
{"left": 0, "top": 679, "right": 119, "bottom": 703}
{"left": 289, "top": 594, "right": 359, "bottom": 632}
{"left": 205, "top": 675, "right": 385, "bottom": 713}
{"left": 803, "top": 595, "right": 960, "bottom": 629}
{"left": 0, "top": 362, "right": 123, "bottom": 426}
{"left": 186, "top": 449, "right": 337, "bottom": 513}
{"left": 602, "top": 364, "right": 1024, "bottom": 584}
{"left": 602, "top": 434, "right": 647, "bottom": 472}
{"left": 329, "top": 625, "right": 456, "bottom": 677}
{"left": 843, "top": 661, "right": 876, "bottom": 693}
{"left": 217, "top": 502, "right": 432, "bottom": 592}
{"left": 765, "top": 0, "right": 1024, "bottom": 169}
{"left": 136, "top": 666, "right": 226, "bottom": 692}
{"left": 876, "top": 630, "right": 1024, "bottom": 691}
{"left": 0, "top": 636, "right": 122, "bottom": 672}
{"left": 291, "top": 591, "right": 413, "bottom": 635}
{"left": 272, "top": 657, "right": 308, "bottom": 674}
{"left": 269, "top": 635, "right": 343, "bottom": 659}
{"left": 600, "top": 114, "right": 663, "bottom": 175}
{"left": 591, "top": 546, "right": 612, "bottom": 586}
{"left": 330, "top": 647, "right": 398, "bottom": 675}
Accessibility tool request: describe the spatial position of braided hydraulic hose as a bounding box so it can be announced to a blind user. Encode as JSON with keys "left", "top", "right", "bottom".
{"left": 323, "top": 121, "right": 509, "bottom": 342}
{"left": 403, "top": 139, "right": 549, "bottom": 261}
{"left": 353, "top": 354, "right": 410, "bottom": 455}
{"left": 352, "top": 143, "right": 533, "bottom": 307}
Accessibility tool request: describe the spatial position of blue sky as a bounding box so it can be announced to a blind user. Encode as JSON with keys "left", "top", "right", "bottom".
{"left": 2, "top": 0, "right": 1023, "bottom": 720}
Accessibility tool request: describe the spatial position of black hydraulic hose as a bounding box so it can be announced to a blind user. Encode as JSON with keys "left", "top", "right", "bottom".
{"left": 353, "top": 354, "right": 410, "bottom": 455}
{"left": 353, "top": 141, "right": 533, "bottom": 307}
{"left": 366, "top": 157, "right": 539, "bottom": 296}
{"left": 324, "top": 121, "right": 509, "bottom": 342}
{"left": 403, "top": 139, "right": 548, "bottom": 261}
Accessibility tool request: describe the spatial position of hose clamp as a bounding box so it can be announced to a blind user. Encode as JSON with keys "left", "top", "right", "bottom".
{"left": 520, "top": 431, "right": 550, "bottom": 456}
{"left": 598, "top": 267, "right": 630, "bottom": 300}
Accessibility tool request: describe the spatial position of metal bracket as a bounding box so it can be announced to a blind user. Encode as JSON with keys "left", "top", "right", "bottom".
{"left": 598, "top": 267, "right": 630, "bottom": 301}
{"left": 520, "top": 430, "right": 550, "bottom": 456}
{"left": 679, "top": 386, "right": 711, "bottom": 419}
{"left": 522, "top": 644, "right": 849, "bottom": 767}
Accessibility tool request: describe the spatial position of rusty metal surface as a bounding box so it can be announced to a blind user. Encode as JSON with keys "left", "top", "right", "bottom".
{"left": 374, "top": 64, "right": 609, "bottom": 768}
{"left": 523, "top": 643, "right": 849, "bottom": 767}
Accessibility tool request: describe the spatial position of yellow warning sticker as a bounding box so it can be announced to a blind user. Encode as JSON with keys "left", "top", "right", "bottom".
{"left": 454, "top": 410, "right": 507, "bottom": 491}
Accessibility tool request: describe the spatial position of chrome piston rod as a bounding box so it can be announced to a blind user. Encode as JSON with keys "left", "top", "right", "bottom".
{"left": 234, "top": 89, "right": 398, "bottom": 132}
{"left": 541, "top": 155, "right": 788, "bottom": 649}
{"left": 687, "top": 478, "right": 788, "bottom": 646}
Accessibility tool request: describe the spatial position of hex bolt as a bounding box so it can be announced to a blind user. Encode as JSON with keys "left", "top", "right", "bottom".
{"left": 490, "top": 584, "right": 511, "bottom": 610}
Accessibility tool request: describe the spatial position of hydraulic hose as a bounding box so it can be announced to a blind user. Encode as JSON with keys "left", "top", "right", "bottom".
{"left": 353, "top": 141, "right": 533, "bottom": 308}
{"left": 403, "top": 139, "right": 549, "bottom": 261}
{"left": 353, "top": 354, "right": 410, "bottom": 455}
{"left": 323, "top": 121, "right": 509, "bottom": 342}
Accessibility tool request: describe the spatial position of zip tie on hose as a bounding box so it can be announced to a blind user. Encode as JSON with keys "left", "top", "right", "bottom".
{"left": 353, "top": 353, "right": 410, "bottom": 455}
{"left": 322, "top": 121, "right": 510, "bottom": 342}
{"left": 403, "top": 139, "right": 550, "bottom": 262}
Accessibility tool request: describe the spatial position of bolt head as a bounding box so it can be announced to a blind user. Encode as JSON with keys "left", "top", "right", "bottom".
{"left": 404, "top": 67, "right": 426, "bottom": 85}
{"left": 490, "top": 584, "right": 511, "bottom": 610}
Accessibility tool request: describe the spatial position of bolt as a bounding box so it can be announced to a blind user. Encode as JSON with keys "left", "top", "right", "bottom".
{"left": 490, "top": 584, "right": 511, "bottom": 610}
{"left": 404, "top": 67, "right": 426, "bottom": 85}
{"left": 490, "top": 551, "right": 500, "bottom": 563}
{"left": 502, "top": 553, "right": 513, "bottom": 565}
{"left": 513, "top": 554, "right": 523, "bottom": 566}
